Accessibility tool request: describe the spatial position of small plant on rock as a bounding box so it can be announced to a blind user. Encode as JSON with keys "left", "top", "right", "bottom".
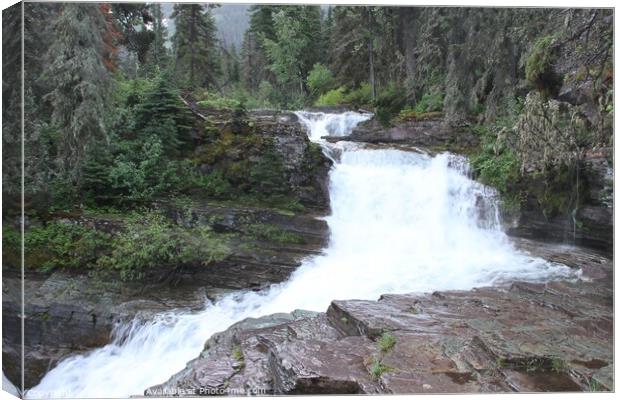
{"left": 377, "top": 332, "right": 396, "bottom": 353}
{"left": 369, "top": 358, "right": 392, "bottom": 379}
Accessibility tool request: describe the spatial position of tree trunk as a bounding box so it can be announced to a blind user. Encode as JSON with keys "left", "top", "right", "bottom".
{"left": 366, "top": 8, "right": 377, "bottom": 100}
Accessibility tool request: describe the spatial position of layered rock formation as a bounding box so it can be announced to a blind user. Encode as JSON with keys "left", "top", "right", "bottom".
{"left": 147, "top": 240, "right": 612, "bottom": 395}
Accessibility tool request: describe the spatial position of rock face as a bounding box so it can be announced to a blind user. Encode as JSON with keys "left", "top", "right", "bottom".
{"left": 184, "top": 97, "right": 333, "bottom": 212}
{"left": 2, "top": 200, "right": 330, "bottom": 389}
{"left": 328, "top": 118, "right": 478, "bottom": 152}
{"left": 147, "top": 241, "right": 612, "bottom": 395}
{"left": 505, "top": 147, "right": 613, "bottom": 256}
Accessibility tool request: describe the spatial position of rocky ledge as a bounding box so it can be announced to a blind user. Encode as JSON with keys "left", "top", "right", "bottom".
{"left": 2, "top": 200, "right": 329, "bottom": 389}
{"left": 147, "top": 241, "right": 612, "bottom": 395}
{"left": 325, "top": 117, "right": 478, "bottom": 152}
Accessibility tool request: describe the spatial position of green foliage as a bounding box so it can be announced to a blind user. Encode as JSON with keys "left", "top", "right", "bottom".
{"left": 377, "top": 332, "right": 396, "bottom": 353}
{"left": 195, "top": 171, "right": 233, "bottom": 198}
{"left": 469, "top": 130, "right": 520, "bottom": 196}
{"left": 307, "top": 63, "right": 335, "bottom": 96}
{"left": 343, "top": 83, "right": 372, "bottom": 107}
{"left": 231, "top": 346, "right": 245, "bottom": 362}
{"left": 262, "top": 6, "right": 322, "bottom": 94}
{"left": 133, "top": 72, "right": 195, "bottom": 155}
{"left": 13, "top": 221, "right": 111, "bottom": 273}
{"left": 246, "top": 223, "right": 304, "bottom": 244}
{"left": 315, "top": 87, "right": 346, "bottom": 106}
{"left": 98, "top": 211, "right": 230, "bottom": 281}
{"left": 197, "top": 92, "right": 243, "bottom": 111}
{"left": 397, "top": 108, "right": 443, "bottom": 122}
{"left": 525, "top": 35, "right": 561, "bottom": 95}
{"left": 40, "top": 3, "right": 110, "bottom": 181}
{"left": 414, "top": 92, "right": 444, "bottom": 113}
{"left": 369, "top": 359, "right": 392, "bottom": 379}
{"left": 171, "top": 4, "right": 221, "bottom": 89}
{"left": 374, "top": 85, "right": 408, "bottom": 127}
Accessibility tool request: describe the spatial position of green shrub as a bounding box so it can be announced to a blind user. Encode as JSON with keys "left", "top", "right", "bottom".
{"left": 414, "top": 92, "right": 444, "bottom": 113}
{"left": 315, "top": 86, "right": 346, "bottom": 106}
{"left": 197, "top": 92, "right": 243, "bottom": 111}
{"left": 307, "top": 63, "right": 335, "bottom": 97}
{"left": 343, "top": 83, "right": 372, "bottom": 107}
{"left": 374, "top": 85, "right": 407, "bottom": 126}
{"left": 196, "top": 171, "right": 232, "bottom": 198}
{"left": 470, "top": 150, "right": 520, "bottom": 195}
{"left": 21, "top": 221, "right": 110, "bottom": 273}
{"left": 98, "top": 211, "right": 230, "bottom": 281}
{"left": 469, "top": 125, "right": 520, "bottom": 196}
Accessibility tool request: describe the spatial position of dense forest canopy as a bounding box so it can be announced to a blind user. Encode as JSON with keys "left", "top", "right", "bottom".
{"left": 2, "top": 3, "right": 613, "bottom": 221}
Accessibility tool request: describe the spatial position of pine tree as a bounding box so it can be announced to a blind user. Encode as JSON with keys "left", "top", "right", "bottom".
{"left": 262, "top": 6, "right": 322, "bottom": 95}
{"left": 171, "top": 4, "right": 220, "bottom": 89}
{"left": 39, "top": 3, "right": 111, "bottom": 183}
{"left": 133, "top": 72, "right": 195, "bottom": 155}
{"left": 146, "top": 3, "right": 169, "bottom": 73}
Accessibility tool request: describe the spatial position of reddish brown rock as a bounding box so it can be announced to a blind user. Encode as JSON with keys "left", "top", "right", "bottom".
{"left": 147, "top": 241, "right": 612, "bottom": 395}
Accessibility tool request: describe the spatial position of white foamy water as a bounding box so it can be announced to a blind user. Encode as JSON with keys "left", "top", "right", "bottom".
{"left": 29, "top": 112, "right": 577, "bottom": 398}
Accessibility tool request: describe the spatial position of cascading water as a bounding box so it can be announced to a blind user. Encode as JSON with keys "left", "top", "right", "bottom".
{"left": 29, "top": 112, "right": 577, "bottom": 399}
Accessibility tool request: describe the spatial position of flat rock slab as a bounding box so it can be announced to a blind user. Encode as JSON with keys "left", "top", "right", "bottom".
{"left": 147, "top": 242, "right": 612, "bottom": 395}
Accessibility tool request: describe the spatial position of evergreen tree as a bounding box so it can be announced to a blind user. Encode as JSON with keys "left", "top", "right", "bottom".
{"left": 145, "top": 3, "right": 169, "bottom": 73}
{"left": 262, "top": 6, "right": 322, "bottom": 95}
{"left": 172, "top": 4, "right": 221, "bottom": 89}
{"left": 133, "top": 72, "right": 195, "bottom": 155}
{"left": 111, "top": 4, "right": 154, "bottom": 65}
{"left": 241, "top": 5, "right": 280, "bottom": 93}
{"left": 39, "top": 3, "right": 111, "bottom": 183}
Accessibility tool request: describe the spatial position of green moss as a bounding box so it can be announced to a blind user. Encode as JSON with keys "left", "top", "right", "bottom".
{"left": 245, "top": 223, "right": 304, "bottom": 244}
{"left": 232, "top": 346, "right": 244, "bottom": 362}
{"left": 525, "top": 35, "right": 562, "bottom": 95}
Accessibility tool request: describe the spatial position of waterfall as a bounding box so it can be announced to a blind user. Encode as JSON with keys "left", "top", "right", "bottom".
{"left": 29, "top": 112, "right": 577, "bottom": 398}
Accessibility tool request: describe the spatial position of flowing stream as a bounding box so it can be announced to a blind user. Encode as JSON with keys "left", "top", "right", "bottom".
{"left": 30, "top": 112, "right": 577, "bottom": 398}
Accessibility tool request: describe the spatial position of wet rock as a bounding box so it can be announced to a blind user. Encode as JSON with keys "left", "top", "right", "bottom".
{"left": 505, "top": 148, "right": 612, "bottom": 256}
{"left": 327, "top": 118, "right": 478, "bottom": 152}
{"left": 148, "top": 242, "right": 612, "bottom": 395}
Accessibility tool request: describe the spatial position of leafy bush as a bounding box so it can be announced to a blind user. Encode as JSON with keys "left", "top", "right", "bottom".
{"left": 414, "top": 92, "right": 444, "bottom": 113}
{"left": 197, "top": 92, "right": 243, "bottom": 111}
{"left": 315, "top": 86, "right": 346, "bottom": 106}
{"left": 6, "top": 221, "right": 111, "bottom": 272}
{"left": 195, "top": 171, "right": 233, "bottom": 198}
{"left": 374, "top": 85, "right": 407, "bottom": 126}
{"left": 469, "top": 125, "right": 520, "bottom": 195}
{"left": 343, "top": 83, "right": 372, "bottom": 107}
{"left": 98, "top": 211, "right": 230, "bottom": 281}
{"left": 307, "top": 63, "right": 335, "bottom": 97}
